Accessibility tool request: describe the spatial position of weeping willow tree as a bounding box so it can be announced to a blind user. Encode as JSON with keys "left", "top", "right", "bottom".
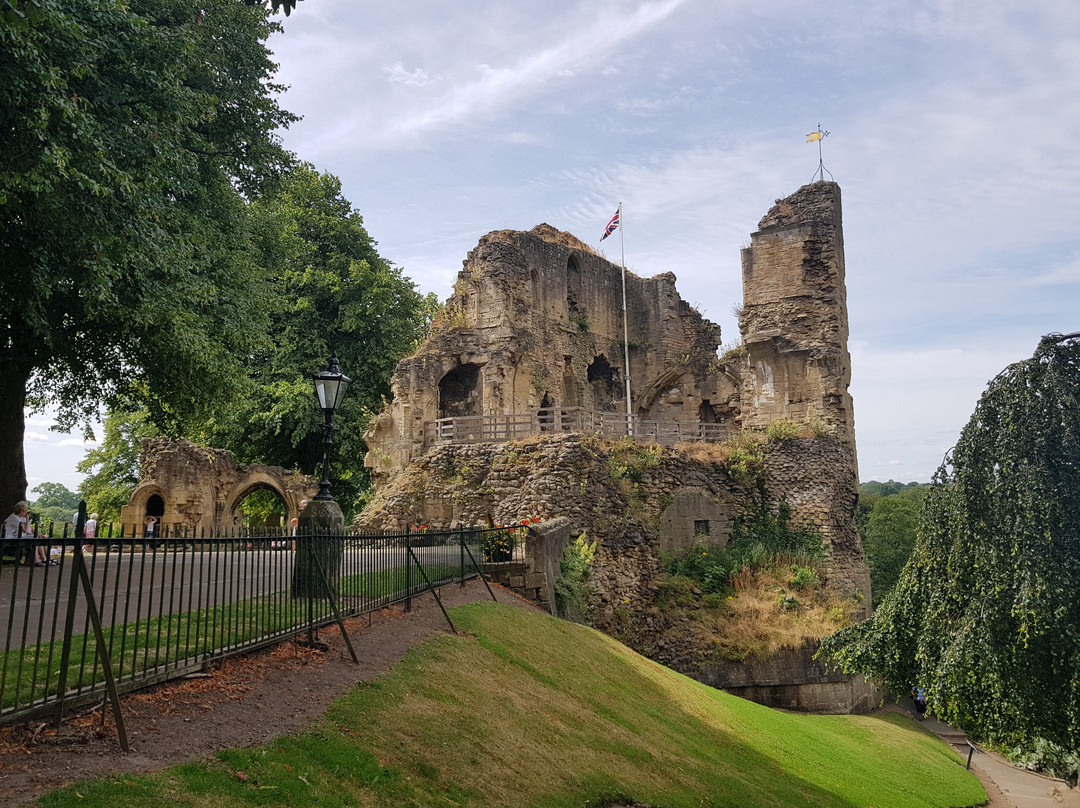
{"left": 822, "top": 333, "right": 1080, "bottom": 757}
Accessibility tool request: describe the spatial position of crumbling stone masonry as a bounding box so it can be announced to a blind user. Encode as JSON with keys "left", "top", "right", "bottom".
{"left": 121, "top": 438, "right": 318, "bottom": 535}
{"left": 363, "top": 225, "right": 735, "bottom": 489}
{"left": 358, "top": 181, "right": 872, "bottom": 712}
{"left": 362, "top": 180, "right": 866, "bottom": 598}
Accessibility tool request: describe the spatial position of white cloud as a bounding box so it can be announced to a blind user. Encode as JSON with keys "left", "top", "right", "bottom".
{"left": 58, "top": 438, "right": 96, "bottom": 448}
{"left": 384, "top": 63, "right": 440, "bottom": 87}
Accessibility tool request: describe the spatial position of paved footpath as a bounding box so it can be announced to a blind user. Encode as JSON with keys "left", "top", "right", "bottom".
{"left": 885, "top": 701, "right": 1079, "bottom": 808}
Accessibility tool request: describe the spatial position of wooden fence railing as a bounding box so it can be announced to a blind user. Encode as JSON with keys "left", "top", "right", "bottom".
{"left": 423, "top": 407, "right": 727, "bottom": 448}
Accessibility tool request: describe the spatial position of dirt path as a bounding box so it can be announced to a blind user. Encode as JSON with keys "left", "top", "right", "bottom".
{"left": 0, "top": 579, "right": 540, "bottom": 806}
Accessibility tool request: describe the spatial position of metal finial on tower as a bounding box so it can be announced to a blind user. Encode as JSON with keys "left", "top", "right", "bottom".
{"left": 806, "top": 124, "right": 833, "bottom": 182}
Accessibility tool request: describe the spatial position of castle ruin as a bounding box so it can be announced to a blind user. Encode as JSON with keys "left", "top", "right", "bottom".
{"left": 359, "top": 181, "right": 872, "bottom": 710}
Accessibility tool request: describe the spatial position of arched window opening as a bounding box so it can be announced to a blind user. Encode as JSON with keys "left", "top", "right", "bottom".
{"left": 587, "top": 354, "right": 622, "bottom": 410}
{"left": 439, "top": 363, "right": 482, "bottom": 418}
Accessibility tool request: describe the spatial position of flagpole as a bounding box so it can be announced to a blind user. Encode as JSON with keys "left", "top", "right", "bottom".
{"left": 618, "top": 202, "right": 633, "bottom": 437}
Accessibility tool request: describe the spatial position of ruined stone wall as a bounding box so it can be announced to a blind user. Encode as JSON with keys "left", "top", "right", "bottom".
{"left": 698, "top": 643, "right": 878, "bottom": 713}
{"left": 764, "top": 438, "right": 870, "bottom": 605}
{"left": 364, "top": 224, "right": 734, "bottom": 488}
{"left": 356, "top": 433, "right": 866, "bottom": 606}
{"left": 121, "top": 438, "right": 318, "bottom": 535}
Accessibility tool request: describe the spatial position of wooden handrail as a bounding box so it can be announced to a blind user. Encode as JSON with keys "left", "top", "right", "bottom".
{"left": 423, "top": 407, "right": 725, "bottom": 448}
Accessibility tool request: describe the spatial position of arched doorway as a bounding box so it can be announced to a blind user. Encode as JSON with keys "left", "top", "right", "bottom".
{"left": 439, "top": 363, "right": 482, "bottom": 418}
{"left": 236, "top": 487, "right": 288, "bottom": 529}
{"left": 145, "top": 493, "right": 165, "bottom": 539}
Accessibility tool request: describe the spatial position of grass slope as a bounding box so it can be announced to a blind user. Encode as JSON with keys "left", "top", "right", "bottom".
{"left": 39, "top": 603, "right": 985, "bottom": 808}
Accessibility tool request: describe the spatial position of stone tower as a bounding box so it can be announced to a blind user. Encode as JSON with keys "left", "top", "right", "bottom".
{"left": 739, "top": 181, "right": 856, "bottom": 470}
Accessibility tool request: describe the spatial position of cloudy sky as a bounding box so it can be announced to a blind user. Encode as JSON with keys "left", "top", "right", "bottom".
{"left": 26, "top": 0, "right": 1080, "bottom": 493}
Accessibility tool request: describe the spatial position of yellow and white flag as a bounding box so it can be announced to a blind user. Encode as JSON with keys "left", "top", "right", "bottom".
{"left": 806, "top": 130, "right": 823, "bottom": 142}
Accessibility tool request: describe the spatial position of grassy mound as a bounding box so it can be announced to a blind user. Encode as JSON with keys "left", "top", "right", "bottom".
{"left": 40, "top": 603, "right": 985, "bottom": 807}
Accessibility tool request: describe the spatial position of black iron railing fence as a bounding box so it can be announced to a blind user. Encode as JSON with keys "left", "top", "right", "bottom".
{"left": 0, "top": 524, "right": 526, "bottom": 742}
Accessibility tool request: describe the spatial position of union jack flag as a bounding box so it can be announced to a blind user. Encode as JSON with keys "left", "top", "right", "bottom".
{"left": 600, "top": 208, "right": 620, "bottom": 242}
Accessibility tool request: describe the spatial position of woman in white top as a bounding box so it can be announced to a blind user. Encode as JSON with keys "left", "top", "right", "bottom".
{"left": 3, "top": 501, "right": 47, "bottom": 565}
{"left": 82, "top": 513, "right": 98, "bottom": 553}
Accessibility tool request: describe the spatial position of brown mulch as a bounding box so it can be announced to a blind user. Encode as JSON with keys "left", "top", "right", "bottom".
{"left": 0, "top": 579, "right": 541, "bottom": 806}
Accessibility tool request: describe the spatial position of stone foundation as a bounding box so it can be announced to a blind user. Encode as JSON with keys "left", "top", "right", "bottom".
{"left": 699, "top": 642, "right": 879, "bottom": 714}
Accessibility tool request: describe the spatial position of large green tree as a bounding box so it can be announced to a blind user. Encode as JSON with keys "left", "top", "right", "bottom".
{"left": 197, "top": 164, "right": 438, "bottom": 514}
{"left": 29, "top": 480, "right": 81, "bottom": 524}
{"left": 0, "top": 0, "right": 295, "bottom": 510}
{"left": 822, "top": 334, "right": 1080, "bottom": 755}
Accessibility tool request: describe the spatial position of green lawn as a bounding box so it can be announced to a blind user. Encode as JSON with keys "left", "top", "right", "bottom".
{"left": 38, "top": 603, "right": 986, "bottom": 807}
{"left": 2, "top": 563, "right": 465, "bottom": 711}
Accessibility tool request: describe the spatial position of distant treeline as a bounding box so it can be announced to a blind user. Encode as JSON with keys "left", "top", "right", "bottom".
{"left": 857, "top": 480, "right": 929, "bottom": 602}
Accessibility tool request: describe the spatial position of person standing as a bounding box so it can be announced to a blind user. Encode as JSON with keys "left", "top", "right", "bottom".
{"left": 911, "top": 685, "right": 928, "bottom": 720}
{"left": 82, "top": 513, "right": 98, "bottom": 553}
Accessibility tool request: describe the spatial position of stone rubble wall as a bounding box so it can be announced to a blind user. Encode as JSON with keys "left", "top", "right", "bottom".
{"left": 697, "top": 642, "right": 879, "bottom": 713}
{"left": 356, "top": 433, "right": 868, "bottom": 612}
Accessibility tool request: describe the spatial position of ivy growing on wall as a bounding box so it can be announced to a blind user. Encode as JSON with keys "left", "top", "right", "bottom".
{"left": 820, "top": 334, "right": 1080, "bottom": 765}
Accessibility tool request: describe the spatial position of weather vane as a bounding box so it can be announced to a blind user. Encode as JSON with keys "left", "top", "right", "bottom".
{"left": 806, "top": 124, "right": 833, "bottom": 182}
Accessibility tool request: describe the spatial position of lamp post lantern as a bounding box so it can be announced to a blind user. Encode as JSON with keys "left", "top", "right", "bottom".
{"left": 311, "top": 355, "right": 351, "bottom": 501}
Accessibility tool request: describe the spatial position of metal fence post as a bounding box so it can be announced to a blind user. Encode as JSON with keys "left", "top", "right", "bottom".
{"left": 405, "top": 525, "right": 412, "bottom": 613}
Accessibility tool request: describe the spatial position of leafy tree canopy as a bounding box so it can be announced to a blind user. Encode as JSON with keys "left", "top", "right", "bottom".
{"left": 77, "top": 408, "right": 157, "bottom": 524}
{"left": 860, "top": 489, "right": 926, "bottom": 601}
{"left": 0, "top": 0, "right": 295, "bottom": 510}
{"left": 194, "top": 163, "right": 439, "bottom": 515}
{"left": 856, "top": 480, "right": 926, "bottom": 530}
{"left": 822, "top": 334, "right": 1080, "bottom": 755}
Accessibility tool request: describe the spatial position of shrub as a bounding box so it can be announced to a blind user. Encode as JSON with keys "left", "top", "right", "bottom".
{"left": 765, "top": 418, "right": 799, "bottom": 442}
{"left": 664, "top": 492, "right": 824, "bottom": 596}
{"left": 554, "top": 532, "right": 596, "bottom": 621}
{"left": 788, "top": 564, "right": 819, "bottom": 591}
{"left": 777, "top": 594, "right": 801, "bottom": 612}
{"left": 723, "top": 431, "right": 767, "bottom": 485}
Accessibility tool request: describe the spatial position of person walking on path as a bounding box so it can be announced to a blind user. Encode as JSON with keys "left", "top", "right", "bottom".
{"left": 82, "top": 513, "right": 98, "bottom": 553}
{"left": 911, "top": 685, "right": 927, "bottom": 720}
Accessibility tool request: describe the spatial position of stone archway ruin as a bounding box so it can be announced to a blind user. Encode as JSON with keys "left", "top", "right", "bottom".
{"left": 120, "top": 438, "right": 319, "bottom": 536}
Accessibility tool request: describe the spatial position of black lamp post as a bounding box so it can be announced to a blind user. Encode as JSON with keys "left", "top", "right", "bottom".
{"left": 311, "top": 355, "right": 351, "bottom": 501}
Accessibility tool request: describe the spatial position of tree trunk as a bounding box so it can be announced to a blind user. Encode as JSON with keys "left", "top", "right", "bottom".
{"left": 0, "top": 369, "right": 29, "bottom": 513}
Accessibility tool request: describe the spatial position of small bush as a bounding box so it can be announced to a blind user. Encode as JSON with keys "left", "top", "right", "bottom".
{"left": 723, "top": 432, "right": 766, "bottom": 485}
{"left": 788, "top": 564, "right": 819, "bottom": 591}
{"left": 765, "top": 418, "right": 799, "bottom": 442}
{"left": 805, "top": 418, "right": 834, "bottom": 437}
{"left": 777, "top": 594, "right": 801, "bottom": 612}
{"left": 1008, "top": 738, "right": 1078, "bottom": 785}
{"left": 555, "top": 532, "right": 597, "bottom": 621}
